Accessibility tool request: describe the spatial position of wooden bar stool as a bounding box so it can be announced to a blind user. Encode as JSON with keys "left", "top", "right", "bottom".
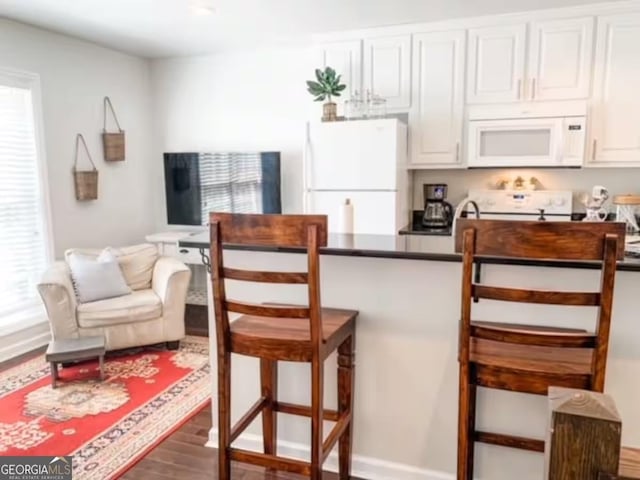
{"left": 454, "top": 219, "right": 625, "bottom": 480}
{"left": 209, "top": 212, "right": 358, "bottom": 480}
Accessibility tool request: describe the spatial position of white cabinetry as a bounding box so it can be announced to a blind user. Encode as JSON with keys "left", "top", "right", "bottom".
{"left": 316, "top": 35, "right": 411, "bottom": 111}
{"left": 410, "top": 30, "right": 466, "bottom": 167}
{"left": 529, "top": 17, "right": 594, "bottom": 100}
{"left": 468, "top": 18, "right": 593, "bottom": 103}
{"left": 363, "top": 35, "right": 412, "bottom": 110}
{"left": 315, "top": 40, "right": 362, "bottom": 106}
{"left": 467, "top": 24, "right": 527, "bottom": 103}
{"left": 589, "top": 13, "right": 640, "bottom": 166}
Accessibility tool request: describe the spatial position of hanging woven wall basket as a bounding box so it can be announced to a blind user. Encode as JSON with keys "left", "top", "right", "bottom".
{"left": 102, "top": 96, "right": 125, "bottom": 162}
{"left": 73, "top": 133, "right": 98, "bottom": 201}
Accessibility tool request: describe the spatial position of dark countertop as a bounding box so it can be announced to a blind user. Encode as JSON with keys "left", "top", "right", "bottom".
{"left": 179, "top": 230, "right": 640, "bottom": 272}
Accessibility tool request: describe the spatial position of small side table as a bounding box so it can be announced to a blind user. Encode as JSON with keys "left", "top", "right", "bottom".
{"left": 45, "top": 336, "right": 106, "bottom": 388}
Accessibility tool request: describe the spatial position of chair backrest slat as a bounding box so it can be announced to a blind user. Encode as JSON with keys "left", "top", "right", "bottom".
{"left": 455, "top": 219, "right": 626, "bottom": 260}
{"left": 473, "top": 285, "right": 601, "bottom": 306}
{"left": 225, "top": 300, "right": 310, "bottom": 319}
{"left": 471, "top": 322, "right": 596, "bottom": 348}
{"left": 223, "top": 268, "right": 308, "bottom": 284}
{"left": 211, "top": 212, "right": 328, "bottom": 247}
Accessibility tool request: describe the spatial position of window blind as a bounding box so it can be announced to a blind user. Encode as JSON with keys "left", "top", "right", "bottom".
{"left": 199, "top": 152, "right": 263, "bottom": 224}
{"left": 0, "top": 79, "right": 49, "bottom": 322}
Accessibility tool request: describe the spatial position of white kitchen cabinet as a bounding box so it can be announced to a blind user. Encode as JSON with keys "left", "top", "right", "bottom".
{"left": 363, "top": 35, "right": 412, "bottom": 110}
{"left": 467, "top": 24, "right": 527, "bottom": 104}
{"left": 410, "top": 30, "right": 466, "bottom": 167}
{"left": 529, "top": 17, "right": 594, "bottom": 100}
{"left": 315, "top": 40, "right": 362, "bottom": 105}
{"left": 468, "top": 18, "right": 593, "bottom": 103}
{"left": 589, "top": 13, "right": 640, "bottom": 166}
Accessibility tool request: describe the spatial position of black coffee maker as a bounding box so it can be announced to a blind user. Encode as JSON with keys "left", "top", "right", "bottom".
{"left": 422, "top": 184, "right": 453, "bottom": 228}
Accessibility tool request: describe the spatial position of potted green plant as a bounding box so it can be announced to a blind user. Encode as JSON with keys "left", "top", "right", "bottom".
{"left": 306, "top": 67, "right": 346, "bottom": 122}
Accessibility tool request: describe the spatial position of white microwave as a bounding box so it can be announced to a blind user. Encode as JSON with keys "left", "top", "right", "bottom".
{"left": 467, "top": 115, "right": 586, "bottom": 168}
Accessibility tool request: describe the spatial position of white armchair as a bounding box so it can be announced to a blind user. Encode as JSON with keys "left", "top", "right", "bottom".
{"left": 38, "top": 244, "right": 191, "bottom": 351}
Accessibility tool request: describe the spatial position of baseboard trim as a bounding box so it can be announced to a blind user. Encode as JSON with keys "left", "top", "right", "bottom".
{"left": 0, "top": 320, "right": 50, "bottom": 363}
{"left": 206, "top": 428, "right": 454, "bottom": 480}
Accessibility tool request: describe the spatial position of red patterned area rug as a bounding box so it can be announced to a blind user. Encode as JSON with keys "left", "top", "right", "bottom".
{"left": 0, "top": 335, "right": 211, "bottom": 479}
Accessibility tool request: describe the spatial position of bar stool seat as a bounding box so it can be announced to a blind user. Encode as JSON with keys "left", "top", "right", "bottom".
{"left": 231, "top": 306, "right": 357, "bottom": 362}
{"left": 471, "top": 337, "right": 593, "bottom": 390}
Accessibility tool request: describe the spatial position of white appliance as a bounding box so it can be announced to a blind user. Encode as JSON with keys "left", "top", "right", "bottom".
{"left": 467, "top": 103, "right": 587, "bottom": 168}
{"left": 304, "top": 118, "right": 408, "bottom": 235}
{"left": 466, "top": 189, "right": 573, "bottom": 221}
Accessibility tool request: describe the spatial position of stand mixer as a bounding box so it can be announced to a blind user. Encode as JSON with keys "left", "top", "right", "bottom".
{"left": 580, "top": 185, "right": 609, "bottom": 222}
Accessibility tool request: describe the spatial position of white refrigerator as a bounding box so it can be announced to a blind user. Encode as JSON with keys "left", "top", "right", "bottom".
{"left": 303, "top": 118, "right": 409, "bottom": 235}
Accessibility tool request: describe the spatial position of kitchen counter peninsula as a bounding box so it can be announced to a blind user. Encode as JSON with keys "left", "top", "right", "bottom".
{"left": 183, "top": 228, "right": 640, "bottom": 480}
{"left": 180, "top": 230, "right": 640, "bottom": 272}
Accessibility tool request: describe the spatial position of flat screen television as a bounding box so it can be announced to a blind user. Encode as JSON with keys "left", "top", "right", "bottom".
{"left": 164, "top": 151, "right": 282, "bottom": 226}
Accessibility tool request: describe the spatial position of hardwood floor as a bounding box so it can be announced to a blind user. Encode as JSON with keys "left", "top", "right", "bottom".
{"left": 123, "top": 404, "right": 356, "bottom": 480}
{"left": 621, "top": 448, "right": 640, "bottom": 479}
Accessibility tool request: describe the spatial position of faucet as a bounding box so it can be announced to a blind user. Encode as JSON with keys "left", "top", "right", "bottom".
{"left": 452, "top": 198, "right": 480, "bottom": 234}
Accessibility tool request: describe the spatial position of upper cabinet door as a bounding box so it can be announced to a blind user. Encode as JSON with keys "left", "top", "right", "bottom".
{"left": 410, "top": 30, "right": 466, "bottom": 167}
{"left": 315, "top": 40, "right": 362, "bottom": 105}
{"left": 529, "top": 17, "right": 594, "bottom": 101}
{"left": 590, "top": 13, "right": 640, "bottom": 165}
{"left": 467, "top": 24, "right": 527, "bottom": 104}
{"left": 363, "top": 35, "right": 412, "bottom": 110}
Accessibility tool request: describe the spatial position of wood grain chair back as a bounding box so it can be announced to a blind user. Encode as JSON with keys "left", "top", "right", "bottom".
{"left": 454, "top": 219, "right": 625, "bottom": 391}
{"left": 209, "top": 212, "right": 329, "bottom": 354}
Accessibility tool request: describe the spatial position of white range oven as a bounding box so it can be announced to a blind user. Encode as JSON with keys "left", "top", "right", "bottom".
{"left": 466, "top": 189, "right": 573, "bottom": 221}
{"left": 467, "top": 104, "right": 587, "bottom": 168}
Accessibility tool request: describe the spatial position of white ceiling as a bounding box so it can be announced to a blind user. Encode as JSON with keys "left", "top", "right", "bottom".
{"left": 0, "top": 0, "right": 614, "bottom": 58}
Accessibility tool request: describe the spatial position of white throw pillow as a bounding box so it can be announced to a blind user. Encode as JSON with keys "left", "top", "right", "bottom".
{"left": 68, "top": 248, "right": 132, "bottom": 303}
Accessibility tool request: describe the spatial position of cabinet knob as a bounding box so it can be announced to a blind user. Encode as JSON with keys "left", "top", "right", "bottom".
{"left": 179, "top": 249, "right": 189, "bottom": 254}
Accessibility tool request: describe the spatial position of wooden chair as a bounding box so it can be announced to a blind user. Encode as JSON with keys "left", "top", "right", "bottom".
{"left": 454, "top": 219, "right": 625, "bottom": 480}
{"left": 209, "top": 212, "right": 358, "bottom": 480}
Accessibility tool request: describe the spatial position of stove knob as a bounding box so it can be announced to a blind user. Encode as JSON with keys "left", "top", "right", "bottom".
{"left": 486, "top": 198, "right": 496, "bottom": 206}
{"left": 554, "top": 197, "right": 566, "bottom": 206}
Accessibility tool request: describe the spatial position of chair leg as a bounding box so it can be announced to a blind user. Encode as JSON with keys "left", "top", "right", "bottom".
{"left": 338, "top": 334, "right": 355, "bottom": 480}
{"left": 218, "top": 351, "right": 231, "bottom": 480}
{"left": 260, "top": 359, "right": 278, "bottom": 457}
{"left": 310, "top": 357, "right": 324, "bottom": 480}
{"left": 457, "top": 363, "right": 476, "bottom": 480}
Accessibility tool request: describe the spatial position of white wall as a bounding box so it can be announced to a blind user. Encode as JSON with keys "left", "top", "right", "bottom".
{"left": 0, "top": 19, "right": 155, "bottom": 258}
{"left": 150, "top": 46, "right": 314, "bottom": 229}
